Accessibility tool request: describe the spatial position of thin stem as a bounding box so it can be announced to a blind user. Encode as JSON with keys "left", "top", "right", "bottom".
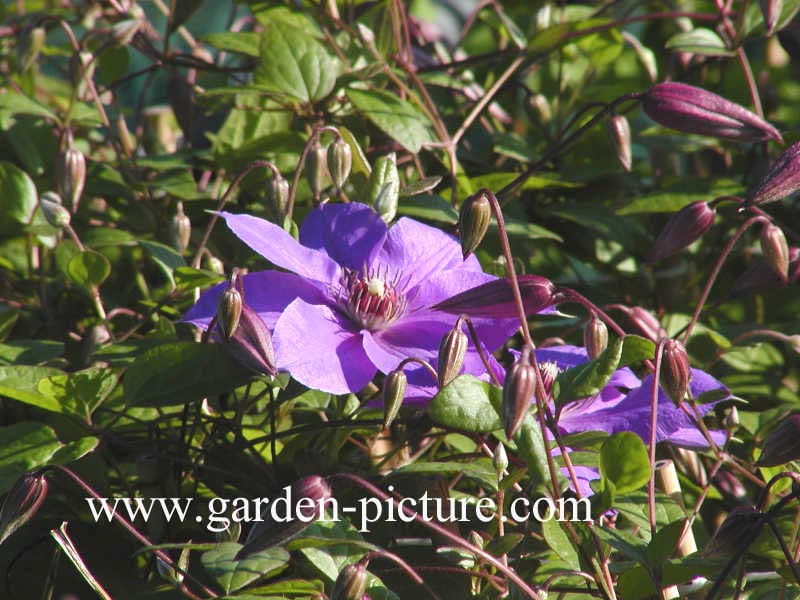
{"left": 649, "top": 340, "right": 666, "bottom": 540}
{"left": 682, "top": 216, "right": 767, "bottom": 342}
{"left": 191, "top": 160, "right": 275, "bottom": 268}
{"left": 331, "top": 473, "right": 544, "bottom": 600}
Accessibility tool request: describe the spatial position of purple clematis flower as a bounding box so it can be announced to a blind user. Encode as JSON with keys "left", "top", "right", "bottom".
{"left": 534, "top": 345, "right": 729, "bottom": 447}
{"left": 509, "top": 345, "right": 729, "bottom": 496}
{"left": 184, "top": 203, "right": 521, "bottom": 396}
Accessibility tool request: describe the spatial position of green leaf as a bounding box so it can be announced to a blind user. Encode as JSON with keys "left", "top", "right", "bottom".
{"left": 513, "top": 415, "right": 552, "bottom": 489}
{"left": 555, "top": 337, "right": 624, "bottom": 406}
{"left": 485, "top": 533, "right": 524, "bottom": 558}
{"left": 202, "top": 31, "right": 260, "bottom": 57}
{"left": 394, "top": 460, "right": 497, "bottom": 489}
{"left": 140, "top": 240, "right": 186, "bottom": 289}
{"left": 124, "top": 343, "right": 254, "bottom": 406}
{"left": 0, "top": 365, "right": 65, "bottom": 413}
{"left": 599, "top": 432, "right": 650, "bottom": 494}
{"left": 0, "top": 422, "right": 62, "bottom": 493}
{"left": 255, "top": 22, "right": 337, "bottom": 103}
{"left": 0, "top": 92, "right": 58, "bottom": 121}
{"left": 50, "top": 437, "right": 99, "bottom": 465}
{"left": 665, "top": 28, "right": 735, "bottom": 57}
{"left": 67, "top": 250, "right": 111, "bottom": 288}
{"left": 174, "top": 267, "right": 224, "bottom": 292}
{"left": 428, "top": 375, "right": 502, "bottom": 433}
{"left": 594, "top": 525, "right": 649, "bottom": 564}
{"left": 347, "top": 88, "right": 436, "bottom": 153}
{"left": 0, "top": 340, "right": 63, "bottom": 366}
{"left": 37, "top": 368, "right": 118, "bottom": 420}
{"left": 617, "top": 178, "right": 743, "bottom": 215}
{"left": 542, "top": 519, "right": 581, "bottom": 570}
{"left": 0, "top": 161, "right": 38, "bottom": 236}
{"left": 201, "top": 542, "right": 289, "bottom": 594}
{"left": 646, "top": 520, "right": 685, "bottom": 566}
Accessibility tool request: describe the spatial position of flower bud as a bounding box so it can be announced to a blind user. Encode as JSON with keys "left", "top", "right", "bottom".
{"left": 0, "top": 470, "right": 49, "bottom": 544}
{"left": 70, "top": 51, "right": 96, "bottom": 100}
{"left": 529, "top": 94, "right": 551, "bottom": 125}
{"left": 226, "top": 304, "right": 276, "bottom": 376}
{"left": 606, "top": 115, "right": 632, "bottom": 172}
{"left": 702, "top": 506, "right": 763, "bottom": 558}
{"left": 331, "top": 563, "right": 369, "bottom": 600}
{"left": 732, "top": 246, "right": 799, "bottom": 296}
{"left": 503, "top": 350, "right": 538, "bottom": 439}
{"left": 628, "top": 307, "right": 667, "bottom": 341}
{"left": 583, "top": 312, "right": 608, "bottom": 359}
{"left": 659, "top": 339, "right": 691, "bottom": 404}
{"left": 760, "top": 223, "right": 790, "bottom": 282}
{"left": 217, "top": 273, "right": 243, "bottom": 340}
{"left": 110, "top": 18, "right": 141, "bottom": 47}
{"left": 40, "top": 191, "right": 71, "bottom": 229}
{"left": 328, "top": 137, "right": 352, "bottom": 190}
{"left": 382, "top": 369, "right": 406, "bottom": 429}
{"left": 18, "top": 26, "right": 46, "bottom": 73}
{"left": 458, "top": 190, "right": 492, "bottom": 258}
{"left": 433, "top": 274, "right": 557, "bottom": 318}
{"left": 265, "top": 174, "right": 290, "bottom": 223}
{"left": 305, "top": 141, "right": 329, "bottom": 200}
{"left": 760, "top": 0, "right": 782, "bottom": 35}
{"left": 169, "top": 202, "right": 191, "bottom": 253}
{"left": 368, "top": 154, "right": 399, "bottom": 223}
{"left": 55, "top": 146, "right": 87, "bottom": 214}
{"left": 203, "top": 254, "right": 225, "bottom": 275}
{"left": 492, "top": 443, "right": 508, "bottom": 479}
{"left": 755, "top": 414, "right": 800, "bottom": 466}
{"left": 748, "top": 141, "right": 800, "bottom": 206}
{"left": 648, "top": 201, "right": 716, "bottom": 261}
{"left": 236, "top": 476, "right": 332, "bottom": 559}
{"left": 641, "top": 82, "right": 783, "bottom": 143}
{"left": 437, "top": 323, "right": 468, "bottom": 388}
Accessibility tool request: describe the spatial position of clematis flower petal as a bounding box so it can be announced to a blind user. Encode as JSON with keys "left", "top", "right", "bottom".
{"left": 219, "top": 211, "right": 341, "bottom": 285}
{"left": 373, "top": 217, "right": 481, "bottom": 290}
{"left": 183, "top": 270, "right": 328, "bottom": 330}
{"left": 299, "top": 202, "right": 387, "bottom": 270}
{"left": 273, "top": 298, "right": 376, "bottom": 394}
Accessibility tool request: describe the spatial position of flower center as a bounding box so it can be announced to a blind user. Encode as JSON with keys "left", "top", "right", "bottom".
{"left": 539, "top": 361, "right": 561, "bottom": 397}
{"left": 340, "top": 268, "right": 406, "bottom": 331}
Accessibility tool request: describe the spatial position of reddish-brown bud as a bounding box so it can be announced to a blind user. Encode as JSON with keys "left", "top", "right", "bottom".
{"left": 648, "top": 201, "right": 716, "bottom": 261}
{"left": 437, "top": 323, "right": 468, "bottom": 388}
{"left": 748, "top": 141, "right": 800, "bottom": 205}
{"left": 305, "top": 141, "right": 329, "bottom": 199}
{"left": 433, "top": 274, "right": 557, "bottom": 318}
{"left": 236, "top": 476, "right": 332, "bottom": 559}
{"left": 702, "top": 506, "right": 764, "bottom": 558}
{"left": 755, "top": 414, "right": 800, "bottom": 466}
{"left": 458, "top": 191, "right": 492, "bottom": 258}
{"left": 760, "top": 223, "right": 790, "bottom": 282}
{"left": 226, "top": 304, "right": 276, "bottom": 376}
{"left": 217, "top": 273, "right": 243, "bottom": 340}
{"left": 55, "top": 145, "right": 87, "bottom": 214}
{"left": 0, "top": 470, "right": 49, "bottom": 544}
{"left": 627, "top": 307, "right": 667, "bottom": 342}
{"left": 328, "top": 137, "right": 352, "bottom": 190}
{"left": 382, "top": 369, "right": 407, "bottom": 429}
{"left": 583, "top": 312, "right": 608, "bottom": 359}
{"left": 169, "top": 202, "right": 191, "bottom": 253}
{"left": 331, "top": 563, "right": 369, "bottom": 600}
{"left": 502, "top": 350, "right": 538, "bottom": 439}
{"left": 732, "top": 246, "right": 799, "bottom": 296}
{"left": 659, "top": 339, "right": 692, "bottom": 404}
{"left": 641, "top": 82, "right": 782, "bottom": 143}
{"left": 265, "top": 174, "right": 290, "bottom": 223}
{"left": 606, "top": 115, "right": 632, "bottom": 171}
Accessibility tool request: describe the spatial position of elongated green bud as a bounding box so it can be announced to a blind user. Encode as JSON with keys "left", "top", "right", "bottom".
{"left": 502, "top": 349, "right": 537, "bottom": 438}
{"left": 328, "top": 137, "right": 352, "bottom": 190}
{"left": 55, "top": 145, "right": 87, "bottom": 214}
{"left": 331, "top": 563, "right": 369, "bottom": 600}
{"left": 437, "top": 323, "right": 468, "bottom": 388}
{"left": 305, "top": 141, "right": 329, "bottom": 199}
{"left": 217, "top": 272, "right": 243, "bottom": 340}
{"left": 458, "top": 190, "right": 492, "bottom": 259}
{"left": 169, "top": 202, "right": 191, "bottom": 253}
{"left": 40, "top": 191, "right": 71, "bottom": 229}
{"left": 493, "top": 443, "right": 508, "bottom": 479}
{"left": 0, "top": 470, "right": 49, "bottom": 544}
{"left": 383, "top": 369, "right": 406, "bottom": 429}
{"left": 583, "top": 312, "right": 608, "bottom": 359}
{"left": 368, "top": 154, "right": 399, "bottom": 223}
{"left": 606, "top": 115, "right": 632, "bottom": 172}
{"left": 659, "top": 339, "right": 691, "bottom": 404}
{"left": 18, "top": 26, "right": 46, "bottom": 73}
{"left": 760, "top": 223, "right": 790, "bottom": 282}
{"left": 265, "top": 174, "right": 290, "bottom": 223}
